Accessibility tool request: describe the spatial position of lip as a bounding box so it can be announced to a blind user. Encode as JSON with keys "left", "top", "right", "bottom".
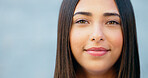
{"left": 84, "top": 47, "right": 111, "bottom": 56}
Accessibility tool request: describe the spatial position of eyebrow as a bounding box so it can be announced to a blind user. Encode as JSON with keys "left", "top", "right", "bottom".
{"left": 73, "top": 12, "right": 92, "bottom": 16}
{"left": 73, "top": 11, "right": 120, "bottom": 17}
{"left": 103, "top": 13, "right": 120, "bottom": 17}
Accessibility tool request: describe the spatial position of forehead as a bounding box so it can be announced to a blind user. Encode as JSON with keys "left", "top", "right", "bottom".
{"left": 74, "top": 0, "right": 119, "bottom": 15}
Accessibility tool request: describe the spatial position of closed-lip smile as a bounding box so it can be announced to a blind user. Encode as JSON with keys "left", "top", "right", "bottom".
{"left": 84, "top": 47, "right": 111, "bottom": 56}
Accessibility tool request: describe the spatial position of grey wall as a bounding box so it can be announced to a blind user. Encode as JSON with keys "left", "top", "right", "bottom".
{"left": 0, "top": 0, "right": 147, "bottom": 78}
{"left": 0, "top": 0, "right": 62, "bottom": 78}
{"left": 131, "top": 0, "right": 148, "bottom": 78}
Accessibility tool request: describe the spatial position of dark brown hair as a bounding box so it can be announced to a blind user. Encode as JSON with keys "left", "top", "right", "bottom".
{"left": 54, "top": 0, "right": 140, "bottom": 78}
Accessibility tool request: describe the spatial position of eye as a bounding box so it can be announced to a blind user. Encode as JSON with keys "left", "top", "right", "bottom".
{"left": 106, "top": 21, "right": 120, "bottom": 25}
{"left": 75, "top": 19, "right": 89, "bottom": 24}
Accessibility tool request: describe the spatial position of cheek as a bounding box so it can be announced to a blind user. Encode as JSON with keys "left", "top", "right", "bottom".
{"left": 106, "top": 30, "right": 123, "bottom": 52}
{"left": 103, "top": 30, "right": 123, "bottom": 70}
{"left": 113, "top": 32, "right": 123, "bottom": 48}
{"left": 70, "top": 28, "right": 88, "bottom": 51}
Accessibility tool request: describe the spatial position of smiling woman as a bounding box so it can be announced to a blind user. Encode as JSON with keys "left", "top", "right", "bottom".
{"left": 70, "top": 0, "right": 123, "bottom": 77}
{"left": 54, "top": 0, "right": 140, "bottom": 78}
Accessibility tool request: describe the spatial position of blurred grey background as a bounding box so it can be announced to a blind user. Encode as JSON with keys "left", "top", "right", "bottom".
{"left": 0, "top": 0, "right": 147, "bottom": 78}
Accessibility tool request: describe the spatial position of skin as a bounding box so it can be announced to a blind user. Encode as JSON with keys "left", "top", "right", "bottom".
{"left": 70, "top": 0, "right": 123, "bottom": 78}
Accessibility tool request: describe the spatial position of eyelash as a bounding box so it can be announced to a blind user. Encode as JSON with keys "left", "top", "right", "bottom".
{"left": 75, "top": 19, "right": 120, "bottom": 25}
{"left": 75, "top": 19, "right": 89, "bottom": 24}
{"left": 106, "top": 21, "right": 120, "bottom": 25}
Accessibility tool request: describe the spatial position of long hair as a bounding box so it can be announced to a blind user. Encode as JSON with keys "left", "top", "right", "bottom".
{"left": 54, "top": 0, "right": 140, "bottom": 78}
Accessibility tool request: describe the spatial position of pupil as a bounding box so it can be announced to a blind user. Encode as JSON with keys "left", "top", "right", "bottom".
{"left": 81, "top": 21, "right": 84, "bottom": 23}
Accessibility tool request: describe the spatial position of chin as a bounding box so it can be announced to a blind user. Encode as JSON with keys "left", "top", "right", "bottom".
{"left": 82, "top": 64, "right": 112, "bottom": 74}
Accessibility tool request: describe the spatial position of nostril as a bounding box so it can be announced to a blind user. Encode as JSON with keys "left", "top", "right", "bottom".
{"left": 91, "top": 37, "right": 104, "bottom": 42}
{"left": 92, "top": 38, "right": 95, "bottom": 41}
{"left": 100, "top": 38, "right": 103, "bottom": 40}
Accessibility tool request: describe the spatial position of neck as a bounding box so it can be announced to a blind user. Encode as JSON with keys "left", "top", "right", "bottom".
{"left": 76, "top": 66, "right": 117, "bottom": 78}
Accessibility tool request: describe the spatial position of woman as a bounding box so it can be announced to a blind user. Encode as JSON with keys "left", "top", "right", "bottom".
{"left": 54, "top": 0, "right": 140, "bottom": 78}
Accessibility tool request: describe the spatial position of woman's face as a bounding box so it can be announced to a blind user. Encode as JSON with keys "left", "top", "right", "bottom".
{"left": 70, "top": 0, "right": 123, "bottom": 75}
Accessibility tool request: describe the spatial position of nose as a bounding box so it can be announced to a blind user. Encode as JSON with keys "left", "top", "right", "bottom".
{"left": 90, "top": 24, "right": 105, "bottom": 42}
